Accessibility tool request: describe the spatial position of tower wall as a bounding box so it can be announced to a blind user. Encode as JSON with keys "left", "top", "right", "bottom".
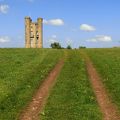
{"left": 31, "top": 23, "right": 37, "bottom": 48}
{"left": 25, "top": 17, "right": 31, "bottom": 48}
{"left": 25, "top": 17, "right": 43, "bottom": 48}
{"left": 37, "top": 18, "right": 43, "bottom": 48}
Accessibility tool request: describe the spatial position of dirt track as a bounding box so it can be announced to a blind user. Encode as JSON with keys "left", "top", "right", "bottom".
{"left": 19, "top": 51, "right": 120, "bottom": 120}
{"left": 19, "top": 60, "right": 64, "bottom": 120}
{"left": 86, "top": 57, "right": 120, "bottom": 120}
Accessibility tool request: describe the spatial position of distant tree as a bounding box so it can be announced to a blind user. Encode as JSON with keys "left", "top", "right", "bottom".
{"left": 79, "top": 46, "right": 86, "bottom": 49}
{"left": 51, "top": 42, "right": 61, "bottom": 49}
{"left": 67, "top": 45, "right": 72, "bottom": 49}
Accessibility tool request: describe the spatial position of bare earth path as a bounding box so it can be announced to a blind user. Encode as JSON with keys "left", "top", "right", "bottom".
{"left": 86, "top": 55, "right": 120, "bottom": 120}
{"left": 19, "top": 60, "right": 64, "bottom": 120}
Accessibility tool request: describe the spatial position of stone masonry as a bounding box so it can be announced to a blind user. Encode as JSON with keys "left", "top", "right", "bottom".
{"left": 25, "top": 17, "right": 43, "bottom": 48}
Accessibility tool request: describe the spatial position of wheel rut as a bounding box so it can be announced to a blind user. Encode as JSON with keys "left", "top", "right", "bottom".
{"left": 86, "top": 56, "right": 120, "bottom": 120}
{"left": 19, "top": 60, "right": 64, "bottom": 120}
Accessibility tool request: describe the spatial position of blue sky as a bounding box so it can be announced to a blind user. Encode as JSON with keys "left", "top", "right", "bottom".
{"left": 0, "top": 0, "right": 120, "bottom": 48}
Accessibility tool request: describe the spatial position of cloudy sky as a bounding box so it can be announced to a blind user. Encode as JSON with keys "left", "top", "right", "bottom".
{"left": 0, "top": 0, "right": 120, "bottom": 48}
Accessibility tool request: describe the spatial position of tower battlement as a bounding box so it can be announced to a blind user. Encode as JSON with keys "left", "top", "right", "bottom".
{"left": 25, "top": 17, "right": 43, "bottom": 48}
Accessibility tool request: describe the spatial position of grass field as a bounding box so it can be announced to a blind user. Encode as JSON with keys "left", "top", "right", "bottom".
{"left": 0, "top": 48, "right": 63, "bottom": 120}
{"left": 41, "top": 50, "right": 102, "bottom": 120}
{"left": 86, "top": 48, "right": 120, "bottom": 109}
{"left": 1, "top": 48, "right": 120, "bottom": 120}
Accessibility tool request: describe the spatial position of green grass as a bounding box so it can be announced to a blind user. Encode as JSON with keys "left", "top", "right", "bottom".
{"left": 0, "top": 48, "right": 63, "bottom": 120}
{"left": 41, "top": 50, "right": 102, "bottom": 120}
{"left": 85, "top": 48, "right": 120, "bottom": 110}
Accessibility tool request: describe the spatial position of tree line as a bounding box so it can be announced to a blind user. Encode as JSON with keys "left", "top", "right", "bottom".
{"left": 50, "top": 42, "right": 86, "bottom": 49}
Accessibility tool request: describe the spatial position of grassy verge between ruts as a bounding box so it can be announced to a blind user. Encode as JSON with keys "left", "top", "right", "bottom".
{"left": 41, "top": 50, "right": 102, "bottom": 120}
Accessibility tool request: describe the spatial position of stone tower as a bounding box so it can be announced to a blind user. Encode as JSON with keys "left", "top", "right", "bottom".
{"left": 25, "top": 17, "right": 43, "bottom": 48}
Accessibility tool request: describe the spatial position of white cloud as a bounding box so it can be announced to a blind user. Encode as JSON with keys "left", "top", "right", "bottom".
{"left": 48, "top": 39, "right": 58, "bottom": 43}
{"left": 51, "top": 35, "right": 57, "bottom": 38}
{"left": 87, "top": 38, "right": 97, "bottom": 42}
{"left": 48, "top": 35, "right": 58, "bottom": 43}
{"left": 43, "top": 19, "right": 48, "bottom": 24}
{"left": 43, "top": 19, "right": 64, "bottom": 26}
{"left": 80, "top": 24, "right": 96, "bottom": 32}
{"left": 87, "top": 35, "right": 112, "bottom": 42}
{"left": 0, "top": 4, "right": 9, "bottom": 14}
{"left": 0, "top": 36, "right": 10, "bottom": 43}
